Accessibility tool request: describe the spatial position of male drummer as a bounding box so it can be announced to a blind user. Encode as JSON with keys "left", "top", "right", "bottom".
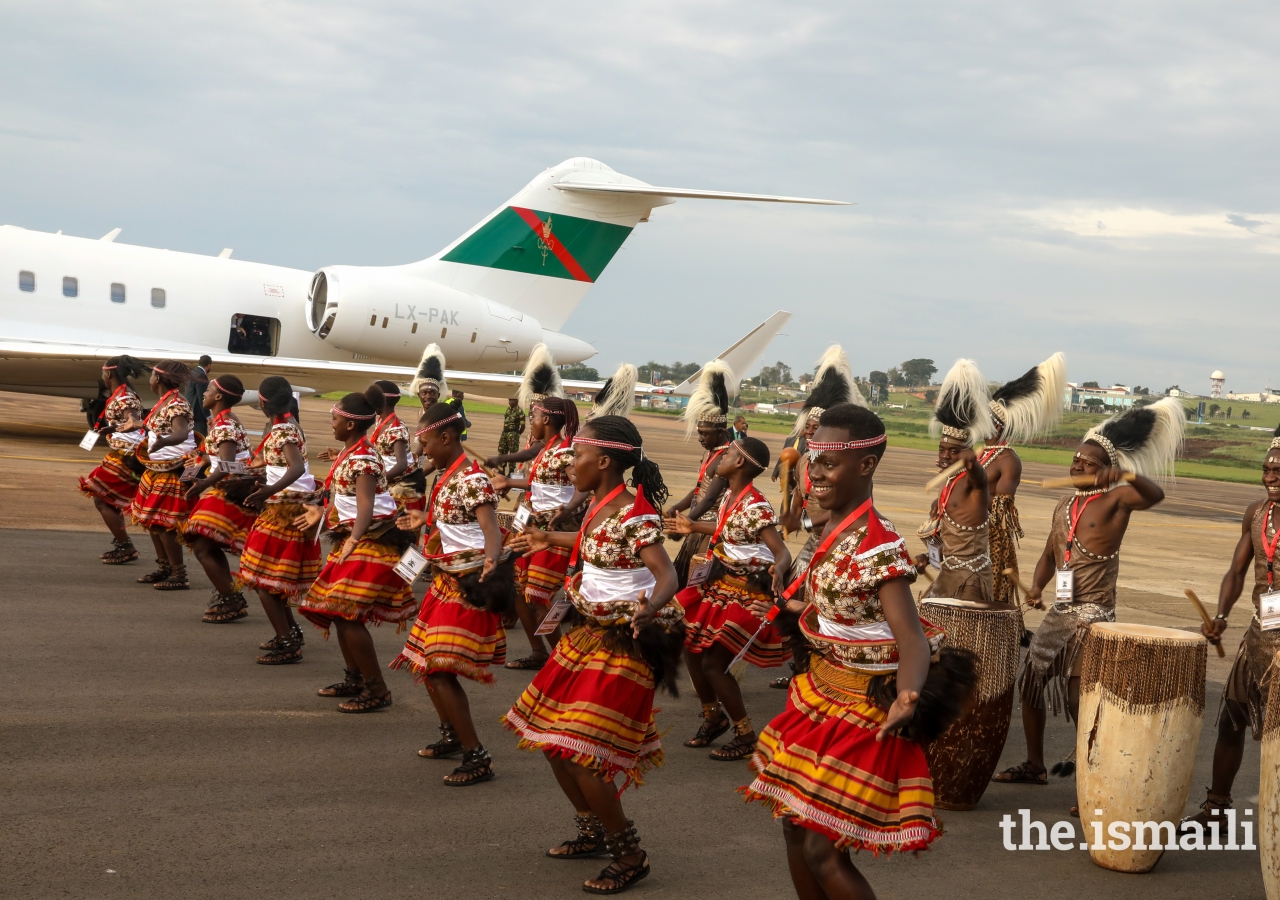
{"left": 913, "top": 437, "right": 995, "bottom": 605}
{"left": 993, "top": 436, "right": 1166, "bottom": 787}
{"left": 1181, "top": 431, "right": 1280, "bottom": 828}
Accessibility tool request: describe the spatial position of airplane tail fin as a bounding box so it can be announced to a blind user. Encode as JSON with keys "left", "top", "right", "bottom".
{"left": 673, "top": 311, "right": 793, "bottom": 396}
{"left": 421, "top": 160, "right": 845, "bottom": 331}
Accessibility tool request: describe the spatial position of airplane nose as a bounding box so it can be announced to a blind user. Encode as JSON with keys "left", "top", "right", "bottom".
{"left": 538, "top": 330, "right": 596, "bottom": 365}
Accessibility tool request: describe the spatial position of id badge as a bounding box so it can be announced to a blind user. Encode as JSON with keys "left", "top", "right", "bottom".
{"left": 79, "top": 430, "right": 101, "bottom": 451}
{"left": 220, "top": 459, "right": 248, "bottom": 475}
{"left": 802, "top": 513, "right": 814, "bottom": 533}
{"left": 512, "top": 504, "right": 532, "bottom": 532}
{"left": 1055, "top": 568, "right": 1075, "bottom": 602}
{"left": 535, "top": 597, "right": 572, "bottom": 635}
{"left": 180, "top": 462, "right": 203, "bottom": 481}
{"left": 687, "top": 553, "right": 713, "bottom": 587}
{"left": 394, "top": 546, "right": 430, "bottom": 584}
{"left": 927, "top": 540, "right": 942, "bottom": 569}
{"left": 1260, "top": 591, "right": 1280, "bottom": 632}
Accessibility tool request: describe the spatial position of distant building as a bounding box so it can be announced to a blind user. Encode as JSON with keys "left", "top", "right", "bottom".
{"left": 1210, "top": 370, "right": 1226, "bottom": 400}
{"left": 1064, "top": 383, "right": 1142, "bottom": 412}
{"left": 1226, "top": 389, "right": 1280, "bottom": 404}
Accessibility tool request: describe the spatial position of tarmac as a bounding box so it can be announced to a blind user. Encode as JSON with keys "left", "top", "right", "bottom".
{"left": 0, "top": 391, "right": 1268, "bottom": 899}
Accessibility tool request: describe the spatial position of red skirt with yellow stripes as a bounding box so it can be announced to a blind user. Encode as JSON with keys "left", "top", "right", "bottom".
{"left": 677, "top": 573, "right": 790, "bottom": 668}
{"left": 130, "top": 468, "right": 192, "bottom": 531}
{"left": 516, "top": 544, "right": 572, "bottom": 604}
{"left": 504, "top": 622, "right": 663, "bottom": 791}
{"left": 238, "top": 499, "right": 322, "bottom": 599}
{"left": 183, "top": 485, "right": 258, "bottom": 551}
{"left": 297, "top": 533, "right": 418, "bottom": 634}
{"left": 79, "top": 450, "right": 141, "bottom": 511}
{"left": 740, "top": 656, "right": 939, "bottom": 855}
{"left": 390, "top": 570, "right": 506, "bottom": 684}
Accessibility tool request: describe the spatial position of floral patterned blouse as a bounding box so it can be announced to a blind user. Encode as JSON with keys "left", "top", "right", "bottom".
{"left": 103, "top": 386, "right": 143, "bottom": 430}
{"left": 531, "top": 437, "right": 574, "bottom": 486}
{"left": 580, "top": 502, "right": 663, "bottom": 571}
{"left": 146, "top": 395, "right": 193, "bottom": 437}
{"left": 372, "top": 414, "right": 416, "bottom": 476}
{"left": 430, "top": 462, "right": 498, "bottom": 525}
{"left": 206, "top": 411, "right": 249, "bottom": 455}
{"left": 258, "top": 421, "right": 306, "bottom": 465}
{"left": 711, "top": 485, "right": 778, "bottom": 572}
{"left": 329, "top": 439, "right": 389, "bottom": 496}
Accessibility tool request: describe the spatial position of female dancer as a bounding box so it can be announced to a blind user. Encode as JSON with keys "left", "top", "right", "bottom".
{"left": 79, "top": 355, "right": 148, "bottom": 564}
{"left": 183, "top": 374, "right": 258, "bottom": 623}
{"left": 391, "top": 401, "right": 509, "bottom": 784}
{"left": 295, "top": 387, "right": 418, "bottom": 712}
{"left": 504, "top": 415, "right": 680, "bottom": 895}
{"left": 491, "top": 396, "right": 583, "bottom": 669}
{"left": 666, "top": 435, "right": 791, "bottom": 760}
{"left": 130, "top": 359, "right": 196, "bottom": 590}
{"left": 742, "top": 402, "right": 972, "bottom": 900}
{"left": 238, "top": 376, "right": 320, "bottom": 664}
{"left": 370, "top": 380, "right": 426, "bottom": 511}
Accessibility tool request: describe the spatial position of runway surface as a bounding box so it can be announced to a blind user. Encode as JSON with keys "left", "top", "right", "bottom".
{"left": 1, "top": 391, "right": 1269, "bottom": 898}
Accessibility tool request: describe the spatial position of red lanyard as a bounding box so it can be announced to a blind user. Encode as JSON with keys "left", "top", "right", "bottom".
{"left": 529, "top": 434, "right": 564, "bottom": 480}
{"left": 698, "top": 445, "right": 729, "bottom": 486}
{"left": 1064, "top": 494, "right": 1102, "bottom": 565}
{"left": 783, "top": 497, "right": 876, "bottom": 600}
{"left": 979, "top": 444, "right": 1005, "bottom": 466}
{"left": 97, "top": 384, "right": 130, "bottom": 428}
{"left": 937, "top": 470, "right": 967, "bottom": 513}
{"left": 324, "top": 436, "right": 372, "bottom": 493}
{"left": 567, "top": 483, "right": 628, "bottom": 571}
{"left": 802, "top": 460, "right": 812, "bottom": 496}
{"left": 251, "top": 416, "right": 291, "bottom": 461}
{"left": 371, "top": 413, "right": 400, "bottom": 446}
{"left": 1261, "top": 501, "right": 1279, "bottom": 589}
{"left": 143, "top": 390, "right": 179, "bottom": 428}
{"left": 425, "top": 453, "right": 469, "bottom": 529}
{"left": 712, "top": 485, "right": 755, "bottom": 544}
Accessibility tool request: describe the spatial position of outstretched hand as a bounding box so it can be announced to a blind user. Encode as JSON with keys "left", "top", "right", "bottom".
{"left": 292, "top": 505, "right": 323, "bottom": 532}
{"left": 662, "top": 514, "right": 695, "bottom": 535}
{"left": 877, "top": 688, "right": 920, "bottom": 741}
{"left": 631, "top": 590, "right": 656, "bottom": 637}
{"left": 509, "top": 530, "right": 550, "bottom": 556}
{"left": 478, "top": 555, "right": 496, "bottom": 583}
{"left": 397, "top": 509, "right": 427, "bottom": 531}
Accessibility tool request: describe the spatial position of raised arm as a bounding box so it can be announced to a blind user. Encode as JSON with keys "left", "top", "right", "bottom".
{"left": 877, "top": 576, "right": 930, "bottom": 739}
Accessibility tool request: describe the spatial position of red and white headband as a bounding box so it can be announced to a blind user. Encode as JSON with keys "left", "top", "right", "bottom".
{"left": 733, "top": 439, "right": 764, "bottom": 469}
{"left": 415, "top": 412, "right": 462, "bottom": 437}
{"left": 807, "top": 434, "right": 887, "bottom": 458}
{"left": 212, "top": 377, "right": 243, "bottom": 398}
{"left": 574, "top": 436, "right": 642, "bottom": 455}
{"left": 331, "top": 405, "right": 376, "bottom": 422}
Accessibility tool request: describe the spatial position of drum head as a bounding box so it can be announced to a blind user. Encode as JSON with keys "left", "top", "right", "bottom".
{"left": 1091, "top": 622, "right": 1204, "bottom": 643}
{"left": 921, "top": 598, "right": 990, "bottom": 612}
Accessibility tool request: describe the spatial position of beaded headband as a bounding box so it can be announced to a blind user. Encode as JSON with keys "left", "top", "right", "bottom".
{"left": 1085, "top": 434, "right": 1120, "bottom": 468}
{"left": 418, "top": 378, "right": 444, "bottom": 390}
{"left": 211, "top": 377, "right": 243, "bottom": 398}
{"left": 697, "top": 414, "right": 729, "bottom": 425}
{"left": 573, "top": 436, "right": 639, "bottom": 452}
{"left": 940, "top": 425, "right": 971, "bottom": 445}
{"left": 382, "top": 384, "right": 400, "bottom": 397}
{"left": 989, "top": 400, "right": 1007, "bottom": 425}
{"left": 152, "top": 366, "right": 169, "bottom": 376}
{"left": 733, "top": 439, "right": 765, "bottom": 470}
{"left": 102, "top": 364, "right": 117, "bottom": 371}
{"left": 1270, "top": 437, "right": 1280, "bottom": 451}
{"left": 415, "top": 412, "right": 462, "bottom": 436}
{"left": 806, "top": 406, "right": 824, "bottom": 422}
{"left": 807, "top": 434, "right": 887, "bottom": 459}
{"left": 332, "top": 405, "right": 376, "bottom": 422}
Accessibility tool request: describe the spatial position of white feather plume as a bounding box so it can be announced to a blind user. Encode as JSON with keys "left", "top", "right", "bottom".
{"left": 1085, "top": 396, "right": 1186, "bottom": 481}
{"left": 517, "top": 343, "right": 563, "bottom": 410}
{"left": 793, "top": 344, "right": 866, "bottom": 435}
{"left": 408, "top": 343, "right": 448, "bottom": 398}
{"left": 991, "top": 352, "right": 1067, "bottom": 444}
{"left": 590, "top": 363, "right": 638, "bottom": 420}
{"left": 929, "top": 358, "right": 996, "bottom": 444}
{"left": 683, "top": 359, "right": 735, "bottom": 439}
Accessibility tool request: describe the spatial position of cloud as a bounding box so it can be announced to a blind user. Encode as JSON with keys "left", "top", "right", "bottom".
{"left": 0, "top": 1, "right": 1277, "bottom": 393}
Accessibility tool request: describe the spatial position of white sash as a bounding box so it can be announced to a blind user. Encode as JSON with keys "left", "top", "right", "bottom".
{"left": 266, "top": 462, "right": 317, "bottom": 493}
{"left": 437, "top": 521, "right": 485, "bottom": 553}
{"left": 580, "top": 563, "right": 656, "bottom": 606}
{"left": 147, "top": 430, "right": 196, "bottom": 460}
{"left": 333, "top": 491, "right": 398, "bottom": 523}
{"left": 724, "top": 542, "right": 774, "bottom": 563}
{"left": 816, "top": 616, "right": 894, "bottom": 642}
{"left": 531, "top": 481, "right": 576, "bottom": 512}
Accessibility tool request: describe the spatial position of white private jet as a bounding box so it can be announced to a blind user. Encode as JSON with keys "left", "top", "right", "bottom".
{"left": 0, "top": 157, "right": 845, "bottom": 411}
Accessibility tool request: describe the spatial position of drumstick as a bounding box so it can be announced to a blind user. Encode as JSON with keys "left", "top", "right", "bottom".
{"left": 1002, "top": 567, "right": 1033, "bottom": 598}
{"left": 925, "top": 460, "right": 965, "bottom": 493}
{"left": 1185, "top": 588, "right": 1226, "bottom": 658}
{"left": 1039, "top": 472, "right": 1137, "bottom": 490}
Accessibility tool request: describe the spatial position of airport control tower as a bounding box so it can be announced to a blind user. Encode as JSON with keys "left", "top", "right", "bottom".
{"left": 1210, "top": 370, "right": 1225, "bottom": 399}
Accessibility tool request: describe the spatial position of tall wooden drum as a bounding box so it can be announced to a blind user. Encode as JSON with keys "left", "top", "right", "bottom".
{"left": 1075, "top": 623, "right": 1206, "bottom": 873}
{"left": 921, "top": 598, "right": 1023, "bottom": 810}
{"left": 1260, "top": 650, "right": 1280, "bottom": 899}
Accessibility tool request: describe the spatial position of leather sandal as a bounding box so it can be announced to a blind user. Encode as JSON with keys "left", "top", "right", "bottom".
{"left": 137, "top": 560, "right": 171, "bottom": 583}
{"left": 337, "top": 690, "right": 392, "bottom": 713}
{"left": 318, "top": 668, "right": 365, "bottom": 697}
{"left": 684, "top": 706, "right": 730, "bottom": 748}
{"left": 547, "top": 813, "right": 607, "bottom": 859}
{"left": 583, "top": 822, "right": 649, "bottom": 894}
{"left": 418, "top": 722, "right": 463, "bottom": 759}
{"left": 443, "top": 745, "right": 494, "bottom": 785}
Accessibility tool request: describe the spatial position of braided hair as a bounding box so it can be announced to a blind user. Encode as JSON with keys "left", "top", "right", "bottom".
{"left": 151, "top": 359, "right": 192, "bottom": 391}
{"left": 580, "top": 415, "right": 668, "bottom": 508}
{"left": 258, "top": 376, "right": 294, "bottom": 417}
{"left": 538, "top": 396, "right": 579, "bottom": 440}
{"left": 103, "top": 355, "right": 149, "bottom": 385}
{"left": 420, "top": 400, "right": 465, "bottom": 438}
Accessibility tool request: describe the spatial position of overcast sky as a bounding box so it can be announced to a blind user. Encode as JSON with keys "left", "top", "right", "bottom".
{"left": 2, "top": 2, "right": 1277, "bottom": 392}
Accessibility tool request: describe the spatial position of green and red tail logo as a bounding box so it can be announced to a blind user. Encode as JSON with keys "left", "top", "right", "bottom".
{"left": 441, "top": 207, "right": 632, "bottom": 283}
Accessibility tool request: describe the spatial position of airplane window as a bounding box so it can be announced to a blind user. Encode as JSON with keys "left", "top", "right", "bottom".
{"left": 381, "top": 317, "right": 388, "bottom": 328}
{"left": 151, "top": 288, "right": 166, "bottom": 309}
{"left": 63, "top": 276, "right": 77, "bottom": 297}
{"left": 111, "top": 283, "right": 125, "bottom": 303}
{"left": 441, "top": 327, "right": 447, "bottom": 339}
{"left": 471, "top": 332, "right": 477, "bottom": 343}
{"left": 411, "top": 322, "right": 418, "bottom": 334}
{"left": 228, "top": 313, "right": 280, "bottom": 356}
{"left": 18, "top": 271, "right": 34, "bottom": 292}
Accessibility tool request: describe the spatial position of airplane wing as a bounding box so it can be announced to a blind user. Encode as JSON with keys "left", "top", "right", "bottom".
{"left": 670, "top": 311, "right": 793, "bottom": 396}
{"left": 0, "top": 312, "right": 792, "bottom": 400}
{"left": 553, "top": 182, "right": 850, "bottom": 206}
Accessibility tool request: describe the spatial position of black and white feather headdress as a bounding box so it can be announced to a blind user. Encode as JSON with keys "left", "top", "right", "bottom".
{"left": 683, "top": 359, "right": 734, "bottom": 439}
{"left": 930, "top": 358, "right": 995, "bottom": 447}
{"left": 517, "top": 343, "right": 563, "bottom": 410}
{"left": 589, "top": 363, "right": 638, "bottom": 420}
{"left": 794, "top": 344, "right": 866, "bottom": 435}
{"left": 1084, "top": 397, "right": 1186, "bottom": 480}
{"left": 408, "top": 343, "right": 448, "bottom": 397}
{"left": 989, "top": 352, "right": 1066, "bottom": 444}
